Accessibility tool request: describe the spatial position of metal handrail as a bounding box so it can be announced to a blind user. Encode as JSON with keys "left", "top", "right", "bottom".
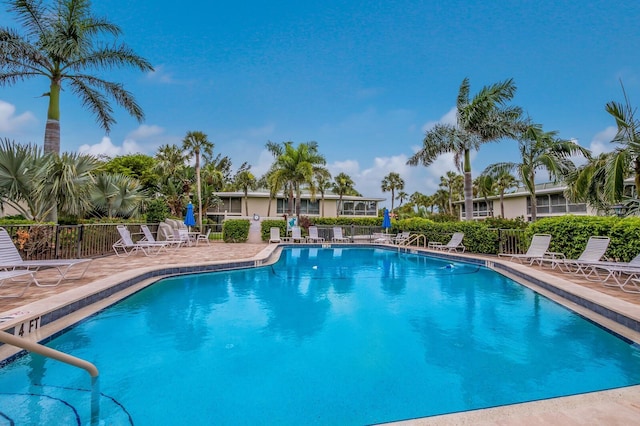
{"left": 0, "top": 331, "right": 98, "bottom": 378}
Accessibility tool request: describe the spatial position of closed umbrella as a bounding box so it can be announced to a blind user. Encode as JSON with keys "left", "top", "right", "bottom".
{"left": 184, "top": 202, "right": 196, "bottom": 231}
{"left": 382, "top": 208, "right": 391, "bottom": 234}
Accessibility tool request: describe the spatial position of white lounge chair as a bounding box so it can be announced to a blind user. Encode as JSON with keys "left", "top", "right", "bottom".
{"left": 545, "top": 236, "right": 610, "bottom": 274}
{"left": 498, "top": 234, "right": 552, "bottom": 265}
{"left": 428, "top": 232, "right": 465, "bottom": 252}
{"left": 306, "top": 226, "right": 325, "bottom": 243}
{"left": 291, "top": 226, "right": 305, "bottom": 243}
{"left": 269, "top": 227, "right": 282, "bottom": 243}
{"left": 0, "top": 269, "right": 40, "bottom": 298}
{"left": 140, "top": 225, "right": 182, "bottom": 249}
{"left": 113, "top": 225, "right": 167, "bottom": 257}
{"left": 392, "top": 231, "right": 411, "bottom": 245}
{"left": 0, "top": 227, "right": 91, "bottom": 287}
{"left": 174, "top": 228, "right": 194, "bottom": 247}
{"left": 196, "top": 228, "right": 211, "bottom": 246}
{"left": 332, "top": 227, "right": 349, "bottom": 243}
{"left": 583, "top": 253, "right": 640, "bottom": 292}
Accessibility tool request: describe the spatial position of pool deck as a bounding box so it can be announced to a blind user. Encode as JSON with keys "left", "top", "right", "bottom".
{"left": 1, "top": 241, "right": 640, "bottom": 425}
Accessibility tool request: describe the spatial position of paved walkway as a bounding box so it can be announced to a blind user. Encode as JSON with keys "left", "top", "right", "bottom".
{"left": 1, "top": 242, "right": 639, "bottom": 425}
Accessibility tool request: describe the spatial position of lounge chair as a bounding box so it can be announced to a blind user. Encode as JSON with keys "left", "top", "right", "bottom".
{"left": 291, "top": 226, "right": 305, "bottom": 243}
{"left": 545, "top": 236, "right": 610, "bottom": 275}
{"left": 174, "top": 229, "right": 194, "bottom": 247}
{"left": 428, "top": 232, "right": 465, "bottom": 252}
{"left": 196, "top": 229, "right": 211, "bottom": 246}
{"left": 269, "top": 227, "right": 282, "bottom": 243}
{"left": 392, "top": 231, "right": 411, "bottom": 245}
{"left": 140, "top": 225, "right": 182, "bottom": 249}
{"left": 332, "top": 227, "right": 349, "bottom": 243}
{"left": 0, "top": 227, "right": 91, "bottom": 287}
{"left": 0, "top": 269, "right": 40, "bottom": 298}
{"left": 583, "top": 253, "right": 640, "bottom": 292}
{"left": 113, "top": 225, "right": 167, "bottom": 257}
{"left": 306, "top": 226, "right": 325, "bottom": 243}
{"left": 498, "top": 234, "right": 552, "bottom": 265}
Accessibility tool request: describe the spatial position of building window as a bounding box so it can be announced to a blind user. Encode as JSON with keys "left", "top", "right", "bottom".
{"left": 210, "top": 197, "right": 242, "bottom": 214}
{"left": 339, "top": 200, "right": 378, "bottom": 216}
{"left": 276, "top": 198, "right": 320, "bottom": 215}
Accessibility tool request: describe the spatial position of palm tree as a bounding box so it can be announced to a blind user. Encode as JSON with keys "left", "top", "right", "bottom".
{"left": 234, "top": 170, "right": 257, "bottom": 216}
{"left": 266, "top": 141, "right": 327, "bottom": 219}
{"left": 90, "top": 172, "right": 145, "bottom": 218}
{"left": 156, "top": 144, "right": 186, "bottom": 177}
{"left": 314, "top": 169, "right": 332, "bottom": 217}
{"left": 182, "top": 131, "right": 214, "bottom": 230}
{"left": 0, "top": 0, "right": 153, "bottom": 155}
{"left": 332, "top": 172, "right": 356, "bottom": 215}
{"left": 473, "top": 174, "right": 495, "bottom": 217}
{"left": 396, "top": 191, "right": 408, "bottom": 207}
{"left": 408, "top": 78, "right": 522, "bottom": 220}
{"left": 493, "top": 170, "right": 519, "bottom": 218}
{"left": 381, "top": 172, "right": 404, "bottom": 211}
{"left": 483, "top": 123, "right": 589, "bottom": 221}
{"left": 439, "top": 171, "right": 463, "bottom": 215}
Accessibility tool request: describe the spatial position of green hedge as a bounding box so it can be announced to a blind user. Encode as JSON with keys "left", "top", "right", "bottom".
{"left": 222, "top": 219, "right": 250, "bottom": 243}
{"left": 312, "top": 217, "right": 383, "bottom": 226}
{"left": 528, "top": 215, "right": 640, "bottom": 261}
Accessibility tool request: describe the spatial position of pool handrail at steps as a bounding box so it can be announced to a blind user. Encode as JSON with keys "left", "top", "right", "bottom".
{"left": 0, "top": 330, "right": 98, "bottom": 378}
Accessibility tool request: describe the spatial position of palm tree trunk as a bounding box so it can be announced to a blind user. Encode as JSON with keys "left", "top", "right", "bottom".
{"left": 267, "top": 198, "right": 272, "bottom": 217}
{"left": 464, "top": 150, "right": 473, "bottom": 221}
{"left": 500, "top": 191, "right": 505, "bottom": 218}
{"left": 195, "top": 155, "right": 203, "bottom": 230}
{"left": 44, "top": 81, "right": 61, "bottom": 155}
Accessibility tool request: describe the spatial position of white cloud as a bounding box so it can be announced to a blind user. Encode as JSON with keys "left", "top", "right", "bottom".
{"left": 78, "top": 136, "right": 141, "bottom": 157}
{"left": 421, "top": 106, "right": 457, "bottom": 133}
{"left": 146, "top": 64, "right": 174, "bottom": 84}
{"left": 0, "top": 100, "right": 36, "bottom": 132}
{"left": 589, "top": 126, "right": 617, "bottom": 156}
{"left": 127, "top": 124, "right": 164, "bottom": 139}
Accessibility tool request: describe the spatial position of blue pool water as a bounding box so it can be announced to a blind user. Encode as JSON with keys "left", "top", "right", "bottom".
{"left": 1, "top": 247, "right": 639, "bottom": 425}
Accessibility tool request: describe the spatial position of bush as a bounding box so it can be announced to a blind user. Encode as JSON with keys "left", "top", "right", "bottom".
{"left": 222, "top": 219, "right": 250, "bottom": 243}
{"left": 146, "top": 199, "right": 169, "bottom": 224}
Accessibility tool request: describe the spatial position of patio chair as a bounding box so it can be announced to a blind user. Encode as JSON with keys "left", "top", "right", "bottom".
{"left": 196, "top": 229, "right": 211, "bottom": 246}
{"left": 0, "top": 227, "right": 92, "bottom": 287}
{"left": 306, "top": 226, "right": 325, "bottom": 243}
{"left": 498, "top": 234, "right": 552, "bottom": 265}
{"left": 269, "top": 227, "right": 282, "bottom": 243}
{"left": 113, "top": 225, "right": 167, "bottom": 257}
{"left": 392, "top": 231, "right": 411, "bottom": 245}
{"left": 331, "top": 227, "right": 349, "bottom": 243}
{"left": 140, "top": 225, "right": 182, "bottom": 249}
{"left": 582, "top": 253, "right": 640, "bottom": 292}
{"left": 291, "top": 226, "right": 305, "bottom": 243}
{"left": 545, "top": 236, "right": 610, "bottom": 275}
{"left": 428, "top": 232, "right": 465, "bottom": 252}
{"left": 0, "top": 269, "right": 40, "bottom": 298}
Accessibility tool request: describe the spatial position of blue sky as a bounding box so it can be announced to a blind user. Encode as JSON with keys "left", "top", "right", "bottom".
{"left": 1, "top": 0, "right": 640, "bottom": 208}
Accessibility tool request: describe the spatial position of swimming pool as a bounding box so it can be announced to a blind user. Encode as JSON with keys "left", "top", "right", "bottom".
{"left": 1, "top": 247, "right": 639, "bottom": 425}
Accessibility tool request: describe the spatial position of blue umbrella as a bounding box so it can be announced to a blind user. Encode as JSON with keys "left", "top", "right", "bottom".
{"left": 184, "top": 202, "right": 196, "bottom": 230}
{"left": 382, "top": 208, "right": 391, "bottom": 232}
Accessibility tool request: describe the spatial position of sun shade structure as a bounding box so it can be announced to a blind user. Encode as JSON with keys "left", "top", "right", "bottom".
{"left": 0, "top": 228, "right": 91, "bottom": 286}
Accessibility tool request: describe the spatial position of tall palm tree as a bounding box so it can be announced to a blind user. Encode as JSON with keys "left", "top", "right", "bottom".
{"left": 381, "top": 172, "right": 404, "bottom": 211}
{"left": 408, "top": 78, "right": 522, "bottom": 220}
{"left": 156, "top": 144, "right": 186, "bottom": 177}
{"left": 0, "top": 0, "right": 153, "bottom": 154}
{"left": 483, "top": 123, "right": 589, "bottom": 221}
{"left": 332, "top": 172, "right": 356, "bottom": 215}
{"left": 493, "top": 170, "right": 519, "bottom": 218}
{"left": 234, "top": 170, "right": 257, "bottom": 216}
{"left": 396, "top": 191, "right": 408, "bottom": 207}
{"left": 474, "top": 174, "right": 495, "bottom": 217}
{"left": 439, "top": 171, "right": 463, "bottom": 215}
{"left": 313, "top": 169, "right": 332, "bottom": 217}
{"left": 182, "top": 131, "right": 214, "bottom": 230}
{"left": 266, "top": 141, "right": 326, "bottom": 219}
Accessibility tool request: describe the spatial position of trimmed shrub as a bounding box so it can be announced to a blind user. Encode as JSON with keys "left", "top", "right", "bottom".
{"left": 146, "top": 199, "right": 169, "bottom": 224}
{"left": 222, "top": 219, "right": 250, "bottom": 243}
